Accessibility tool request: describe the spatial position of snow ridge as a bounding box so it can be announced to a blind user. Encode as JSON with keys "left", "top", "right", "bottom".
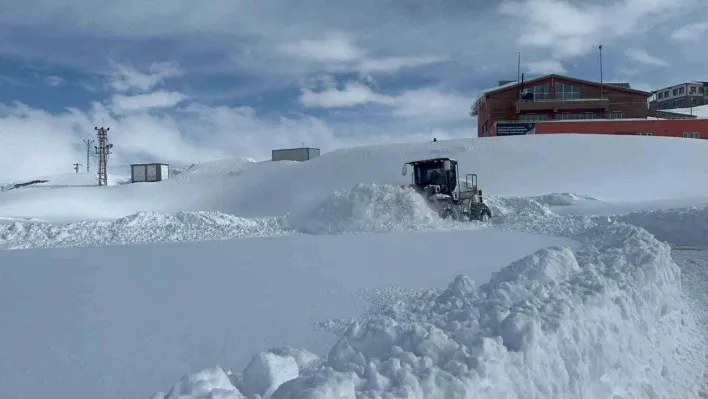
{"left": 288, "top": 183, "right": 478, "bottom": 235}
{"left": 0, "top": 211, "right": 292, "bottom": 249}
{"left": 151, "top": 201, "right": 708, "bottom": 399}
{"left": 605, "top": 205, "right": 708, "bottom": 247}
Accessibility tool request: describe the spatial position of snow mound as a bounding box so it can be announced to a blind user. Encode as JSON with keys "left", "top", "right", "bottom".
{"left": 153, "top": 219, "right": 707, "bottom": 399}
{"left": 486, "top": 196, "right": 594, "bottom": 237}
{"left": 530, "top": 192, "right": 596, "bottom": 207}
{"left": 0, "top": 211, "right": 293, "bottom": 249}
{"left": 606, "top": 206, "right": 708, "bottom": 247}
{"left": 174, "top": 158, "right": 258, "bottom": 181}
{"left": 288, "top": 183, "right": 475, "bottom": 235}
{"left": 151, "top": 348, "right": 320, "bottom": 399}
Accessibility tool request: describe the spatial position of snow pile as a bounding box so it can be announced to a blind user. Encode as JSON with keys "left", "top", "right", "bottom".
{"left": 151, "top": 348, "right": 321, "bottom": 399}
{"left": 152, "top": 220, "right": 706, "bottom": 399}
{"left": 0, "top": 211, "right": 293, "bottom": 249}
{"left": 606, "top": 206, "right": 708, "bottom": 247}
{"left": 288, "top": 183, "right": 474, "bottom": 235}
{"left": 530, "top": 192, "right": 596, "bottom": 207}
{"left": 486, "top": 195, "right": 594, "bottom": 237}
{"left": 173, "top": 158, "right": 257, "bottom": 181}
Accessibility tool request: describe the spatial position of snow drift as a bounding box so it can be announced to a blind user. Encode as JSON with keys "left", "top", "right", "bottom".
{"left": 606, "top": 206, "right": 708, "bottom": 247}
{"left": 288, "top": 183, "right": 477, "bottom": 235}
{"left": 0, "top": 211, "right": 292, "bottom": 249}
{"left": 3, "top": 134, "right": 708, "bottom": 222}
{"left": 151, "top": 209, "right": 708, "bottom": 399}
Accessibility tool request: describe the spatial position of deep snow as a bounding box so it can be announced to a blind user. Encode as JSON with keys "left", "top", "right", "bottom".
{"left": 0, "top": 228, "right": 575, "bottom": 399}
{"left": 1, "top": 134, "right": 708, "bottom": 399}
{"left": 2, "top": 134, "right": 708, "bottom": 223}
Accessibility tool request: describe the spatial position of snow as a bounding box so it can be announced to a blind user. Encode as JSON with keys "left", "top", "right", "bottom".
{"left": 0, "top": 228, "right": 575, "bottom": 399}
{"left": 0, "top": 168, "right": 131, "bottom": 189}
{"left": 3, "top": 134, "right": 708, "bottom": 223}
{"left": 2, "top": 133, "right": 708, "bottom": 399}
{"left": 673, "top": 103, "right": 708, "bottom": 118}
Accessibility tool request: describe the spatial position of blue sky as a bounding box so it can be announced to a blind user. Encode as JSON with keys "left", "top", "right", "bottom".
{"left": 1, "top": 0, "right": 707, "bottom": 180}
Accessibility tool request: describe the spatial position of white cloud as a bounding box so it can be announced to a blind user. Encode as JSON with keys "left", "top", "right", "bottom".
{"left": 300, "top": 82, "right": 472, "bottom": 124}
{"left": 358, "top": 54, "right": 448, "bottom": 73}
{"left": 671, "top": 21, "right": 708, "bottom": 41}
{"left": 526, "top": 60, "right": 567, "bottom": 75}
{"left": 499, "top": 0, "right": 689, "bottom": 58}
{"left": 299, "top": 83, "right": 395, "bottom": 108}
{"left": 107, "top": 60, "right": 181, "bottom": 93}
{"left": 0, "top": 92, "right": 474, "bottom": 182}
{"left": 278, "top": 33, "right": 365, "bottom": 63}
{"left": 278, "top": 34, "right": 446, "bottom": 74}
{"left": 44, "top": 76, "right": 65, "bottom": 86}
{"left": 626, "top": 48, "right": 668, "bottom": 67}
{"left": 110, "top": 90, "right": 187, "bottom": 114}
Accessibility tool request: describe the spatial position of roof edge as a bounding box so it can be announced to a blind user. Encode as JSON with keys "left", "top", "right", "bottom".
{"left": 478, "top": 73, "right": 652, "bottom": 97}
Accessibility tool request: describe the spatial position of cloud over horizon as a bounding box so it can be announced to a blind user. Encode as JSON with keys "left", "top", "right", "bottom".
{"left": 0, "top": 0, "right": 706, "bottom": 181}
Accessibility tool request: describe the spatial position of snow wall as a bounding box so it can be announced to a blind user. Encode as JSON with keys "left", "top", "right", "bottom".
{"left": 147, "top": 190, "right": 708, "bottom": 399}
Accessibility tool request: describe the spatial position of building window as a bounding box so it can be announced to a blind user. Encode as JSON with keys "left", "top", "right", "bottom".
{"left": 636, "top": 132, "right": 653, "bottom": 136}
{"left": 700, "top": 87, "right": 705, "bottom": 94}
{"left": 521, "top": 82, "right": 551, "bottom": 100}
{"left": 519, "top": 113, "right": 550, "bottom": 122}
{"left": 690, "top": 86, "right": 697, "bottom": 94}
{"left": 608, "top": 112, "right": 625, "bottom": 119}
{"left": 665, "top": 91, "right": 670, "bottom": 98}
{"left": 555, "top": 82, "right": 581, "bottom": 100}
{"left": 555, "top": 112, "right": 601, "bottom": 120}
{"left": 657, "top": 92, "right": 663, "bottom": 99}
{"left": 683, "top": 132, "right": 699, "bottom": 139}
{"left": 679, "top": 87, "right": 685, "bottom": 94}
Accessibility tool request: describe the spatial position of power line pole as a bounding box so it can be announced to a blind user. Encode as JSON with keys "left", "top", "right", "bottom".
{"left": 73, "top": 163, "right": 82, "bottom": 173}
{"left": 599, "top": 44, "right": 604, "bottom": 99}
{"left": 94, "top": 127, "right": 113, "bottom": 186}
{"left": 83, "top": 139, "right": 94, "bottom": 172}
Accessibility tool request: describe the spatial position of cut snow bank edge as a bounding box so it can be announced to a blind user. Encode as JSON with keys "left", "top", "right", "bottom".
{"left": 151, "top": 203, "right": 708, "bottom": 399}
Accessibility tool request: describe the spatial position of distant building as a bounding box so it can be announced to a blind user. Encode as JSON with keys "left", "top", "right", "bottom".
{"left": 471, "top": 73, "right": 652, "bottom": 137}
{"left": 131, "top": 163, "right": 169, "bottom": 183}
{"left": 271, "top": 147, "right": 320, "bottom": 162}
{"left": 650, "top": 81, "right": 708, "bottom": 110}
{"left": 472, "top": 73, "right": 708, "bottom": 140}
{"left": 488, "top": 119, "right": 707, "bottom": 140}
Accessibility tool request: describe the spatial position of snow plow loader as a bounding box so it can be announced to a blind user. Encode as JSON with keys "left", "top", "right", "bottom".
{"left": 402, "top": 157, "right": 493, "bottom": 222}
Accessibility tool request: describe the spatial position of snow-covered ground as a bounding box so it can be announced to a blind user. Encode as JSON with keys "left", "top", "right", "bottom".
{"left": 1, "top": 134, "right": 708, "bottom": 399}
{"left": 674, "top": 103, "right": 708, "bottom": 118}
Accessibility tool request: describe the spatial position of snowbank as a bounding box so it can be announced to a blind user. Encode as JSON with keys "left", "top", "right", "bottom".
{"left": 288, "top": 183, "right": 477, "bottom": 235}
{"left": 151, "top": 210, "right": 707, "bottom": 399}
{"left": 173, "top": 158, "right": 258, "bottom": 181}
{"left": 4, "top": 135, "right": 708, "bottom": 222}
{"left": 606, "top": 206, "right": 708, "bottom": 247}
{"left": 0, "top": 211, "right": 292, "bottom": 249}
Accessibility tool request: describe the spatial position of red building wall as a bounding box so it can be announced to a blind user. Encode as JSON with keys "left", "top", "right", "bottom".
{"left": 533, "top": 119, "right": 708, "bottom": 138}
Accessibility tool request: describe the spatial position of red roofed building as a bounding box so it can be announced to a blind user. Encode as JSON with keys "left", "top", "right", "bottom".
{"left": 471, "top": 74, "right": 708, "bottom": 139}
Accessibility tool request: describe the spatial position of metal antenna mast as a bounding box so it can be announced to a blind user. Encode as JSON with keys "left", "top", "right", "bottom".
{"left": 94, "top": 127, "right": 113, "bottom": 186}
{"left": 83, "top": 138, "right": 94, "bottom": 172}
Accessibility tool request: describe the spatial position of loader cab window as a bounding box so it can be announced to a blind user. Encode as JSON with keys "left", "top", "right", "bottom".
{"left": 415, "top": 162, "right": 455, "bottom": 187}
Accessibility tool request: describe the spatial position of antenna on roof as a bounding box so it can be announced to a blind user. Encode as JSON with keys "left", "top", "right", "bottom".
{"left": 517, "top": 52, "right": 521, "bottom": 84}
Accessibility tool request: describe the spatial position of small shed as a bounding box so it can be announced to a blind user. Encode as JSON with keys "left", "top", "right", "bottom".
{"left": 131, "top": 163, "right": 169, "bottom": 183}
{"left": 272, "top": 147, "right": 320, "bottom": 162}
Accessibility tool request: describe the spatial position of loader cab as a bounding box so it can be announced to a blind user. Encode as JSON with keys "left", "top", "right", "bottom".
{"left": 402, "top": 157, "right": 458, "bottom": 194}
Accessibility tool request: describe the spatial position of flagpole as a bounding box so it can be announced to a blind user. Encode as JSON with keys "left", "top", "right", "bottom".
{"left": 599, "top": 44, "right": 604, "bottom": 99}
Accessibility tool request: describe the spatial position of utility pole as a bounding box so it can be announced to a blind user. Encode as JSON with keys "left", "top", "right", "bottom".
{"left": 83, "top": 139, "right": 94, "bottom": 172}
{"left": 94, "top": 127, "right": 113, "bottom": 186}
{"left": 599, "top": 44, "right": 604, "bottom": 99}
{"left": 73, "top": 163, "right": 82, "bottom": 173}
{"left": 517, "top": 51, "right": 521, "bottom": 84}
